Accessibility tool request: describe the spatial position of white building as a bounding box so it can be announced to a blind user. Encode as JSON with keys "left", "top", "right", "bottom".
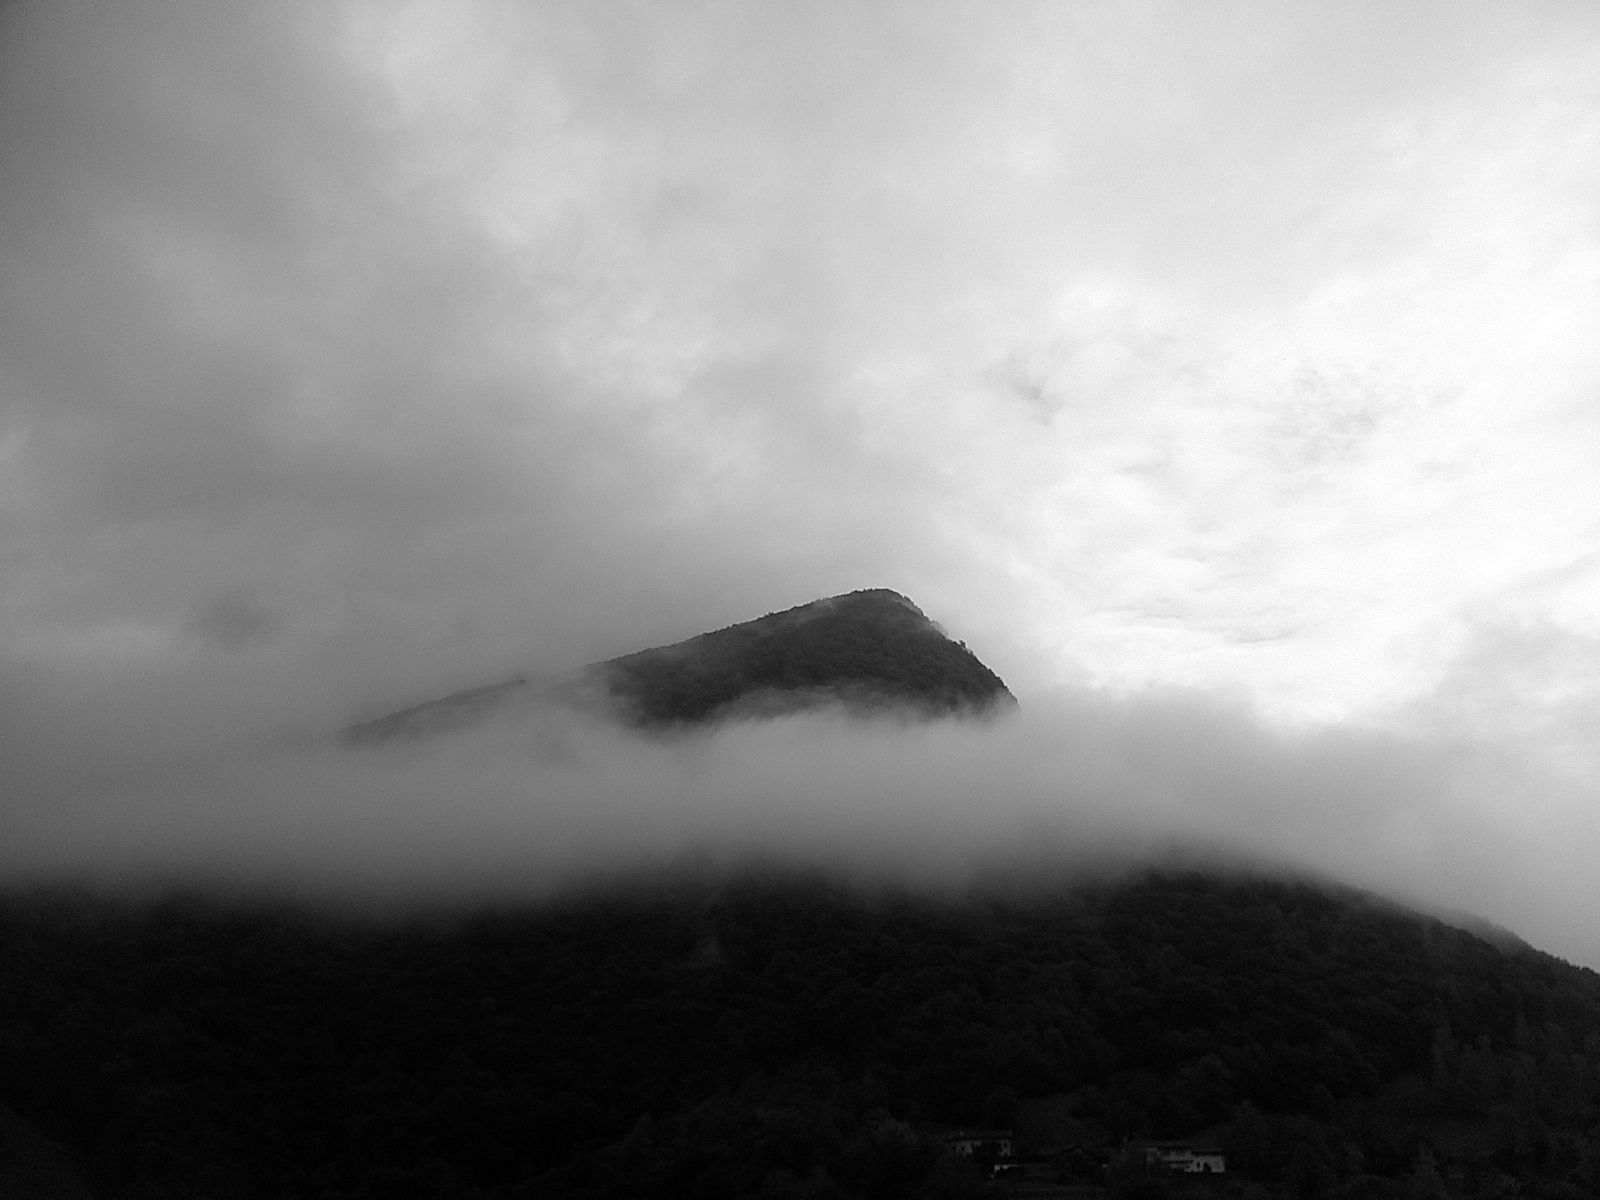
{"left": 942, "top": 1130, "right": 1016, "bottom": 1159}
{"left": 1138, "top": 1142, "right": 1226, "bottom": 1174}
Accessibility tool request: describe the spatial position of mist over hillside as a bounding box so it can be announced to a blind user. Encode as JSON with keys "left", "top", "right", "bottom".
{"left": 2, "top": 663, "right": 1579, "bottom": 963}
{"left": 5, "top": 0, "right": 1600, "bottom": 1193}
{"left": 4, "top": 590, "right": 1598, "bottom": 1198}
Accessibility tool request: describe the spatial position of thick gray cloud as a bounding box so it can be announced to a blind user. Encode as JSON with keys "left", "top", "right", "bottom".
{"left": 3, "top": 2, "right": 1600, "bottom": 965}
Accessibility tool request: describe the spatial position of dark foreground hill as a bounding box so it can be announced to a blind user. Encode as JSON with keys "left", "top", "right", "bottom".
{"left": 4, "top": 868, "right": 1600, "bottom": 1198}
{"left": 346, "top": 589, "right": 1013, "bottom": 743}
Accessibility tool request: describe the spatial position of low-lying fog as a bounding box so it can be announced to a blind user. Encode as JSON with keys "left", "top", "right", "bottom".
{"left": 5, "top": 671, "right": 1595, "bottom": 970}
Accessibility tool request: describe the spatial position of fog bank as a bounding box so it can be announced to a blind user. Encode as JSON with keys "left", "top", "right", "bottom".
{"left": 4, "top": 683, "right": 1593, "bottom": 968}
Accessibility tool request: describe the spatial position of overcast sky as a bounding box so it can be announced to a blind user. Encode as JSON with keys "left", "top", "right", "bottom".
{"left": 4, "top": 2, "right": 1600, "bottom": 963}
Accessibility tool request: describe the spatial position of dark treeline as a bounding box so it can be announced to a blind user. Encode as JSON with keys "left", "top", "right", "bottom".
{"left": 4, "top": 869, "right": 1600, "bottom": 1198}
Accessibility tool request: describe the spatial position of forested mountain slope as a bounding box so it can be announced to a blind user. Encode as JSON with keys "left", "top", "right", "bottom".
{"left": 3, "top": 869, "right": 1599, "bottom": 1198}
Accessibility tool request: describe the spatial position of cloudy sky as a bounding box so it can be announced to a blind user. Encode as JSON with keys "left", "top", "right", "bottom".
{"left": 4, "top": 2, "right": 1600, "bottom": 962}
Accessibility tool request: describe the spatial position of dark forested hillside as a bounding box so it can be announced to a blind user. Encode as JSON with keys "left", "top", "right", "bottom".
{"left": 345, "top": 589, "right": 1013, "bottom": 744}
{"left": 3, "top": 869, "right": 1599, "bottom": 1198}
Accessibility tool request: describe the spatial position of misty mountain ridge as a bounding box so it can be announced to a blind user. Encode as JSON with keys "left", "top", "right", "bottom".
{"left": 346, "top": 588, "right": 1014, "bottom": 744}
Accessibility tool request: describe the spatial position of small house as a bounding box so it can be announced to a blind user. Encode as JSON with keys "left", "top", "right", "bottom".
{"left": 1135, "top": 1141, "right": 1226, "bottom": 1174}
{"left": 941, "top": 1129, "right": 1016, "bottom": 1160}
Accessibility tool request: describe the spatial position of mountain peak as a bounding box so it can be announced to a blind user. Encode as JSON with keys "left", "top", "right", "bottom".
{"left": 599, "top": 588, "right": 1011, "bottom": 727}
{"left": 346, "top": 589, "right": 1012, "bottom": 744}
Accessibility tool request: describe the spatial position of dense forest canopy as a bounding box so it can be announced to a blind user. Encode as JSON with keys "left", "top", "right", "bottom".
{"left": 4, "top": 867, "right": 1600, "bottom": 1198}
